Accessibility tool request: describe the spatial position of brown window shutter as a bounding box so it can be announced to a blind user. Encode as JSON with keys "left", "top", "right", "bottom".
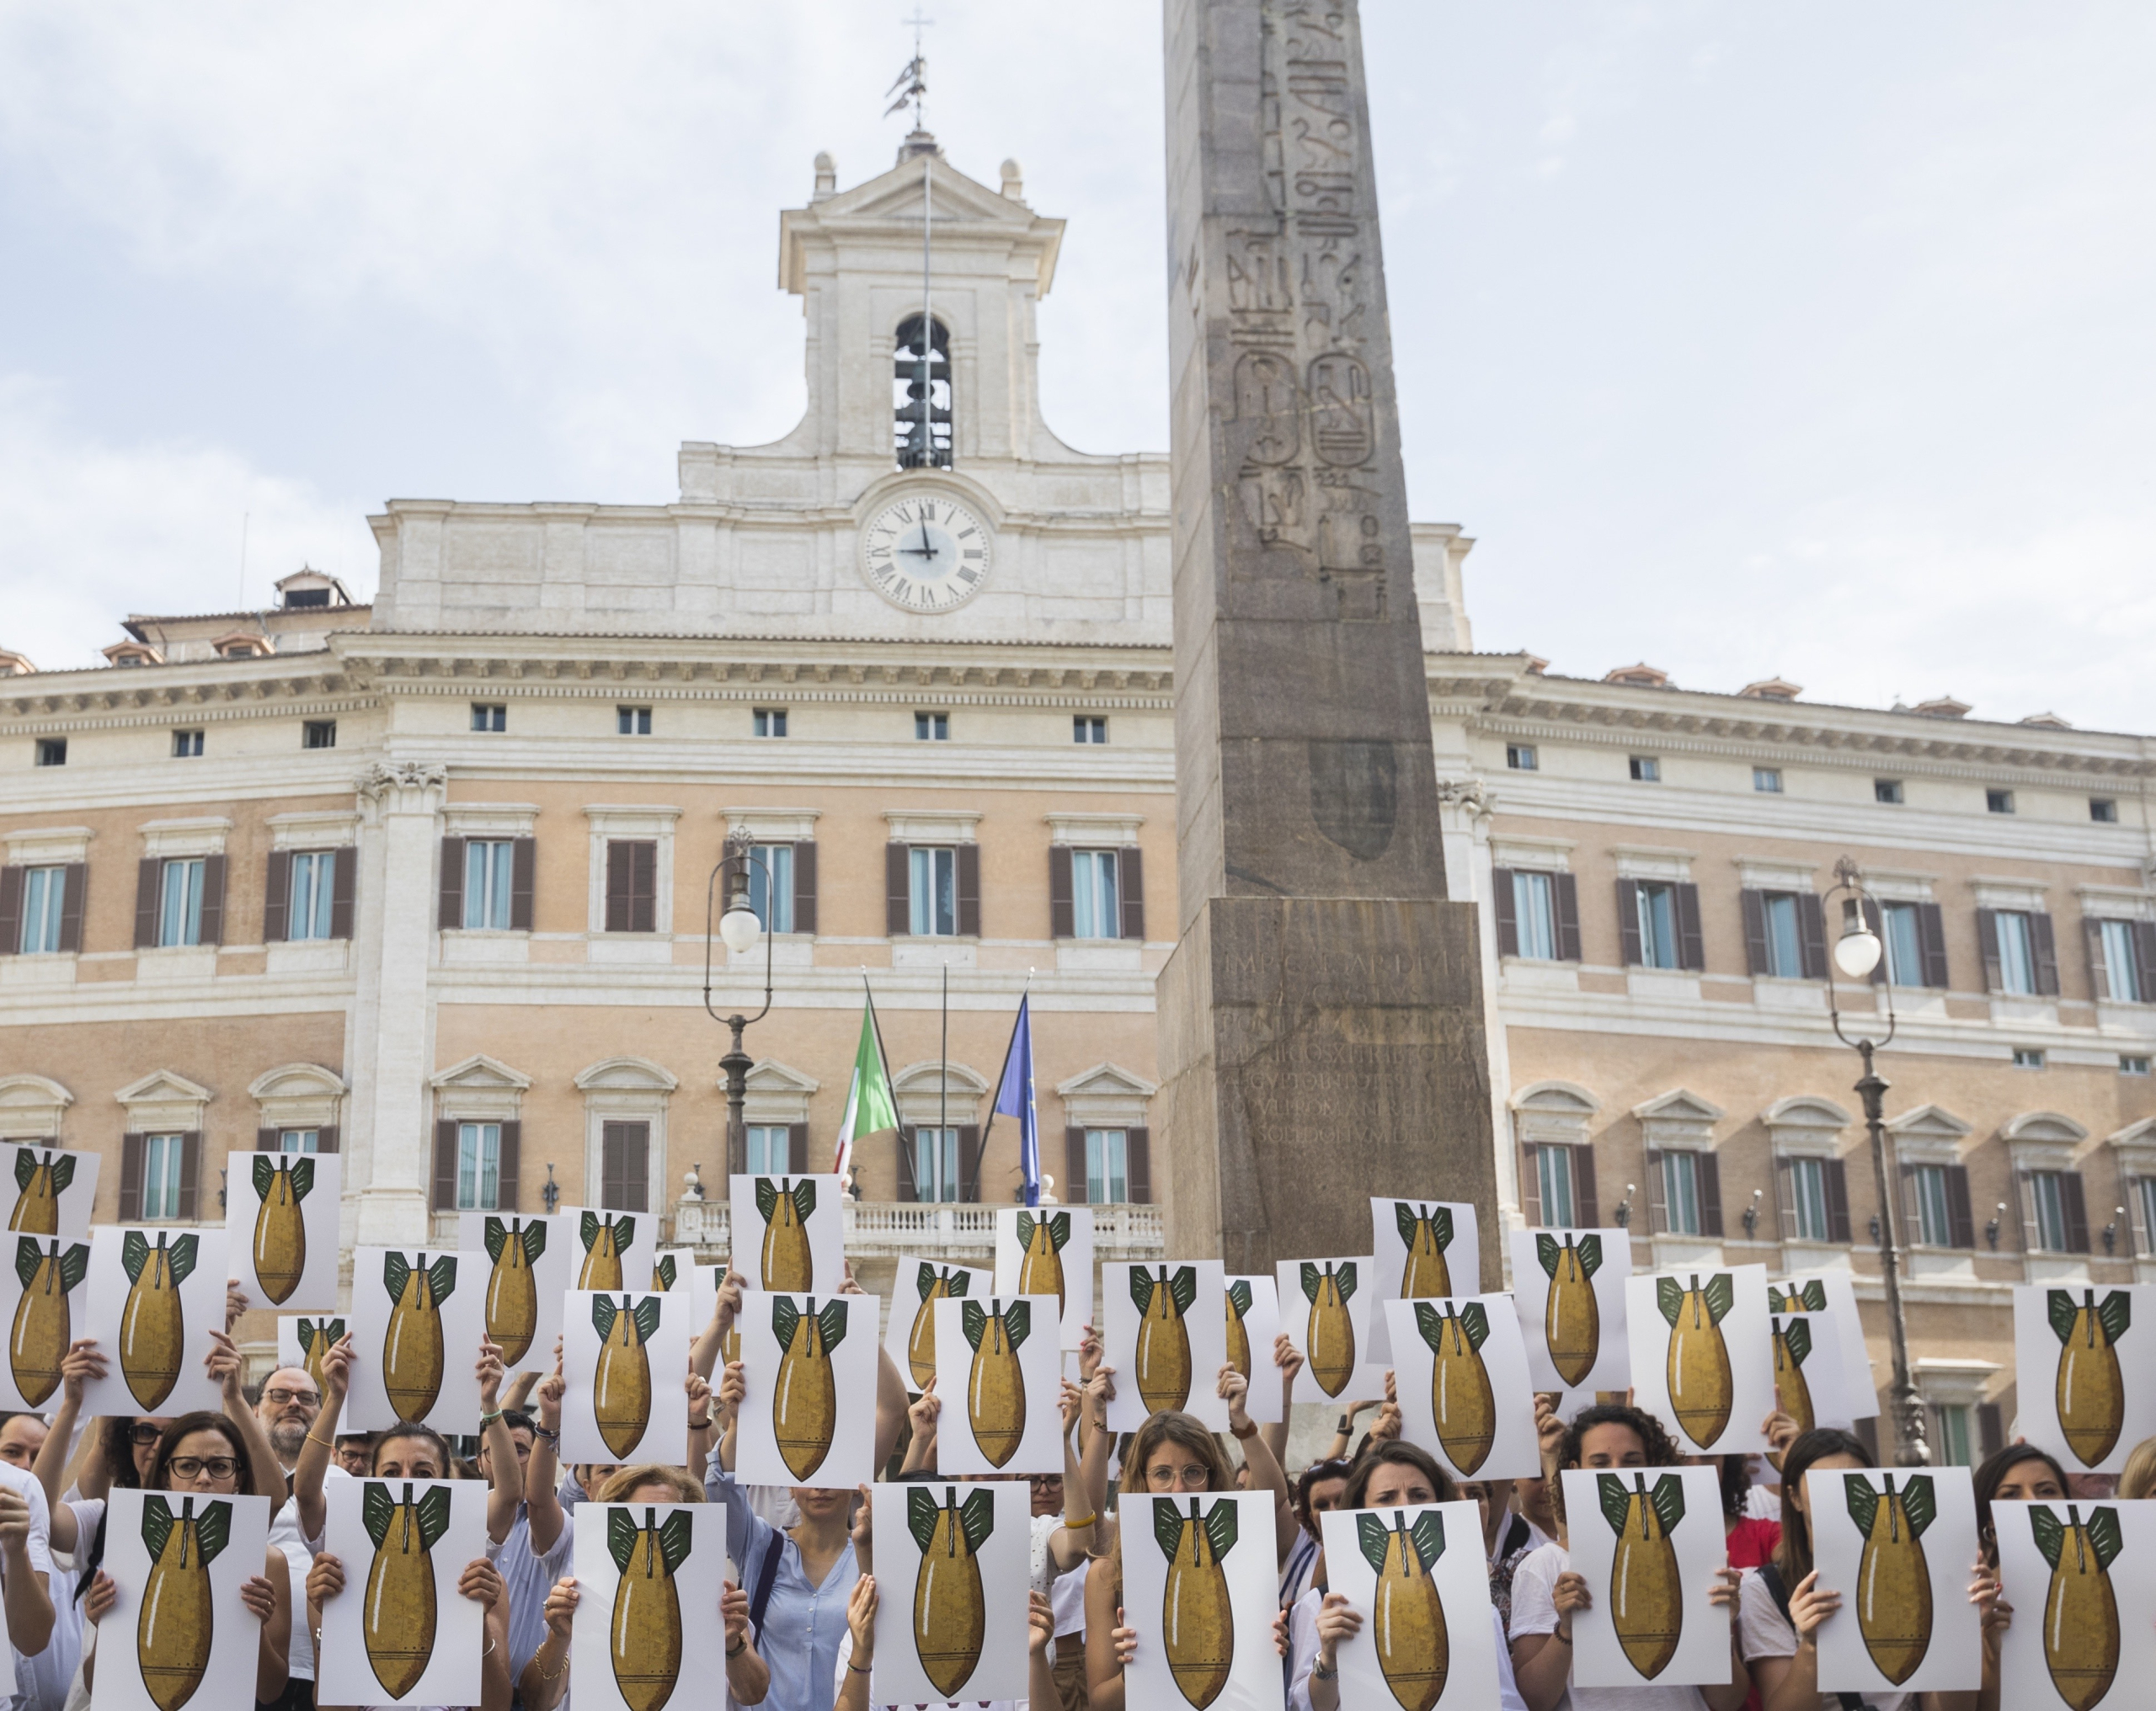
{"left": 439, "top": 838, "right": 467, "bottom": 930}
{"left": 1797, "top": 893, "right": 1828, "bottom": 980}
{"left": 329, "top": 849, "right": 355, "bottom": 941}
{"left": 2030, "top": 912, "right": 2060, "bottom": 996}
{"left": 1897, "top": 1162, "right": 1921, "bottom": 1241}
{"left": 1553, "top": 872, "right": 1582, "bottom": 962}
{"left": 2085, "top": 917, "right": 2111, "bottom": 1000}
{"left": 176, "top": 1132, "right": 201, "bottom": 1220}
{"left": 118, "top": 1133, "right": 144, "bottom": 1222}
{"left": 316, "top": 1125, "right": 339, "bottom": 1155}
{"left": 1976, "top": 908, "right": 2003, "bottom": 992}
{"left": 196, "top": 856, "right": 226, "bottom": 946}
{"left": 0, "top": 868, "right": 19, "bottom": 956}
{"left": 1859, "top": 898, "right": 1886, "bottom": 986}
{"left": 1945, "top": 1165, "right": 1977, "bottom": 1249}
{"left": 59, "top": 863, "right": 85, "bottom": 952}
{"left": 432, "top": 1119, "right": 459, "bottom": 1212}
{"left": 2137, "top": 923, "right": 2156, "bottom": 1002}
{"left": 605, "top": 842, "right": 631, "bottom": 932}
{"left": 1572, "top": 1144, "right": 1599, "bottom": 1228}
{"left": 1918, "top": 903, "right": 1950, "bottom": 988}
{"left": 135, "top": 859, "right": 162, "bottom": 948}
{"left": 2130, "top": 1178, "right": 2152, "bottom": 1257}
{"left": 957, "top": 843, "right": 981, "bottom": 937}
{"left": 632, "top": 842, "right": 657, "bottom": 934}
{"left": 1774, "top": 1158, "right": 1797, "bottom": 1241}
{"left": 1853, "top": 1415, "right": 1881, "bottom": 1462}
{"left": 1977, "top": 1403, "right": 2005, "bottom": 1459}
{"left": 1048, "top": 846, "right": 1075, "bottom": 940}
{"left": 1126, "top": 1126, "right": 1152, "bottom": 1205}
{"left": 886, "top": 843, "right": 910, "bottom": 935}
{"left": 508, "top": 837, "right": 536, "bottom": 931}
{"left": 1492, "top": 867, "right": 1518, "bottom": 958}
{"left": 496, "top": 1121, "right": 520, "bottom": 1211}
{"left": 1615, "top": 878, "right": 1642, "bottom": 966}
{"left": 894, "top": 1125, "right": 918, "bottom": 1201}
{"left": 2060, "top": 1171, "right": 2090, "bottom": 1253}
{"left": 788, "top": 1122, "right": 810, "bottom": 1175}
{"left": 792, "top": 842, "right": 817, "bottom": 935}
{"left": 1824, "top": 1158, "right": 1852, "bottom": 1243}
{"left": 624, "top": 1122, "right": 649, "bottom": 1212}
{"left": 256, "top": 1127, "right": 280, "bottom": 1153}
{"left": 1673, "top": 882, "right": 1705, "bottom": 972}
{"left": 1065, "top": 1126, "right": 1088, "bottom": 1203}
{"left": 602, "top": 1122, "right": 650, "bottom": 1210}
{"left": 264, "top": 850, "right": 292, "bottom": 943}
{"left": 2017, "top": 1170, "right": 2040, "bottom": 1251}
{"left": 957, "top": 1124, "right": 983, "bottom": 1202}
{"left": 1118, "top": 846, "right": 1145, "bottom": 940}
{"left": 1646, "top": 1149, "right": 1668, "bottom": 1234}
{"left": 1696, "top": 1151, "right": 1724, "bottom": 1237}
{"left": 1518, "top": 1143, "right": 1541, "bottom": 1226}
{"left": 1739, "top": 890, "right": 1769, "bottom": 975}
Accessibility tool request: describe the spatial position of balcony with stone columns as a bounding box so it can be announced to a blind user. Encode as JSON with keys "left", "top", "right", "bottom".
{"left": 670, "top": 1195, "right": 1165, "bottom": 1263}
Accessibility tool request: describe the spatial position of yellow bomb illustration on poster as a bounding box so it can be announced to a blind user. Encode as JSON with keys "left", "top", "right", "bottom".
{"left": 1992, "top": 1498, "right": 2156, "bottom": 1711}
{"left": 1382, "top": 1296, "right": 1544, "bottom": 1483}
{"left": 1625, "top": 1263, "right": 1776, "bottom": 1455}
{"left": 561, "top": 1289, "right": 692, "bottom": 1467}
{"left": 867, "top": 1479, "right": 1035, "bottom": 1706}
{"left": 882, "top": 1259, "right": 995, "bottom": 1394}
{"left": 726, "top": 1175, "right": 844, "bottom": 1293}
{"left": 731, "top": 1290, "right": 878, "bottom": 1491}
{"left": 993, "top": 1205, "right": 1095, "bottom": 1349}
{"left": 222, "top": 1151, "right": 342, "bottom": 1312}
{"left": 1559, "top": 1464, "right": 1733, "bottom": 1690}
{"left": 0, "top": 1234, "right": 90, "bottom": 1410}
{"left": 316, "top": 1476, "right": 489, "bottom": 1708}
{"left": 1118, "top": 1490, "right": 1283, "bottom": 1711}
{"left": 1366, "top": 1198, "right": 1481, "bottom": 1363}
{"left": 1102, "top": 1261, "right": 1230, "bottom": 1432}
{"left": 1274, "top": 1256, "right": 1380, "bottom": 1406}
{"left": 1318, "top": 1500, "right": 1502, "bottom": 1710}
{"left": 1769, "top": 1271, "right": 1877, "bottom": 1420}
{"left": 276, "top": 1315, "right": 345, "bottom": 1401}
{"left": 457, "top": 1210, "right": 579, "bottom": 1376}
{"left": 2012, "top": 1285, "right": 2156, "bottom": 1476}
{"left": 3, "top": 1144, "right": 99, "bottom": 1240}
{"left": 1765, "top": 1309, "right": 1857, "bottom": 1434}
{"left": 931, "top": 1293, "right": 1065, "bottom": 1476}
{"left": 1504, "top": 1227, "right": 1632, "bottom": 1394}
{"left": 568, "top": 1502, "right": 736, "bottom": 1711}
{"left": 1224, "top": 1274, "right": 1285, "bottom": 1425}
{"left": 90, "top": 1488, "right": 271, "bottom": 1711}
{"left": 80, "top": 1227, "right": 229, "bottom": 1421}
{"left": 342, "top": 1247, "right": 489, "bottom": 1432}
{"left": 1807, "top": 1466, "right": 1983, "bottom": 1696}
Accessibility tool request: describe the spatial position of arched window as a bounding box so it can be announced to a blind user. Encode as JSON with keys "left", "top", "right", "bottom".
{"left": 894, "top": 314, "right": 953, "bottom": 469}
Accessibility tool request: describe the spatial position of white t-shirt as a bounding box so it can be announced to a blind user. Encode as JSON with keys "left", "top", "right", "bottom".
{"left": 1735, "top": 1568, "right": 1911, "bottom": 1711}
{"left": 270, "top": 1460, "right": 348, "bottom": 1682}
{"left": 1508, "top": 1542, "right": 1715, "bottom": 1711}
{"left": 1284, "top": 1582, "right": 1527, "bottom": 1711}
{"left": 1027, "top": 1512, "right": 1087, "bottom": 1639}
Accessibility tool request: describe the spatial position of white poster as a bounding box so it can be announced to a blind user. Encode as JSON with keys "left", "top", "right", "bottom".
{"left": 317, "top": 1476, "right": 489, "bottom": 1708}
{"left": 1769, "top": 1309, "right": 1855, "bottom": 1433}
{"left": 869, "top": 1480, "right": 1034, "bottom": 1705}
{"left": 1225, "top": 1274, "right": 1284, "bottom": 1426}
{"left": 1508, "top": 1228, "right": 1632, "bottom": 1394}
{"left": 88, "top": 1490, "right": 270, "bottom": 1711}
{"left": 1808, "top": 1466, "right": 1982, "bottom": 1696}
{"left": 81, "top": 1227, "right": 230, "bottom": 1419}
{"left": 1103, "top": 1261, "right": 1230, "bottom": 1431}
{"left": 344, "top": 1247, "right": 488, "bottom": 1433}
{"left": 1273, "top": 1256, "right": 1383, "bottom": 1406}
{"left": 570, "top": 1501, "right": 735, "bottom": 1711}
{"left": 1384, "top": 1295, "right": 1543, "bottom": 1482}
{"left": 1769, "top": 1271, "right": 1876, "bottom": 1417}
{"left": 649, "top": 1246, "right": 696, "bottom": 1293}
{"left": 276, "top": 1314, "right": 347, "bottom": 1399}
{"left": 726, "top": 1175, "right": 844, "bottom": 1294}
{"left": 2, "top": 1143, "right": 99, "bottom": 1239}
{"left": 223, "top": 1151, "right": 341, "bottom": 1312}
{"left": 2012, "top": 1284, "right": 2156, "bottom": 1476}
{"left": 931, "top": 1293, "right": 1064, "bottom": 1476}
{"left": 1318, "top": 1500, "right": 1502, "bottom": 1709}
{"left": 1118, "top": 1491, "right": 1284, "bottom": 1711}
{"left": 561, "top": 1289, "right": 692, "bottom": 1467}
{"left": 732, "top": 1289, "right": 878, "bottom": 1490}
{"left": 565, "top": 1209, "right": 659, "bottom": 1297}
{"left": 1993, "top": 1497, "right": 2156, "bottom": 1711}
{"left": 994, "top": 1206, "right": 1095, "bottom": 1349}
{"left": 459, "top": 1211, "right": 576, "bottom": 1375}
{"left": 0, "top": 1232, "right": 92, "bottom": 1410}
{"left": 1368, "top": 1197, "right": 1483, "bottom": 1362}
{"left": 883, "top": 1259, "right": 995, "bottom": 1394}
{"left": 1626, "top": 1264, "right": 1774, "bottom": 1456}
{"left": 1560, "top": 1465, "right": 1732, "bottom": 1690}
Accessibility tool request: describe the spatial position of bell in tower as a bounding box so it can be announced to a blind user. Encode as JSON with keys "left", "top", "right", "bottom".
{"left": 894, "top": 312, "right": 953, "bottom": 469}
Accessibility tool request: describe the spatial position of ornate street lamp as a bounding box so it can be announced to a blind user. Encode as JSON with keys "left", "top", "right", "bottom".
{"left": 705, "top": 831, "right": 776, "bottom": 1181}
{"left": 1822, "top": 855, "right": 1929, "bottom": 1466}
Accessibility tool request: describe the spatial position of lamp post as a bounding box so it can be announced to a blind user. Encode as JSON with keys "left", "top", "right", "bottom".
{"left": 1822, "top": 855, "right": 1929, "bottom": 1467}
{"left": 705, "top": 831, "right": 776, "bottom": 1181}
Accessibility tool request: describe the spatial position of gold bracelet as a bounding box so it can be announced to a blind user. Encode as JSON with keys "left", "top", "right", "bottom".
{"left": 304, "top": 1432, "right": 336, "bottom": 1452}
{"left": 532, "top": 1650, "right": 568, "bottom": 1682}
{"left": 1062, "top": 1512, "right": 1097, "bottom": 1530}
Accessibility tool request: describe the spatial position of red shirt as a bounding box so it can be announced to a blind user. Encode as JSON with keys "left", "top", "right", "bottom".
{"left": 1726, "top": 1514, "right": 1782, "bottom": 1569}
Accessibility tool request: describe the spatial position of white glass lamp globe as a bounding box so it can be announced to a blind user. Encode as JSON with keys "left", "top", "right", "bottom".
{"left": 1833, "top": 923, "right": 1883, "bottom": 979}
{"left": 718, "top": 903, "right": 763, "bottom": 957}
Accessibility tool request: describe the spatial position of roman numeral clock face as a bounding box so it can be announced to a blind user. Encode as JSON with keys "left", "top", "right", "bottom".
{"left": 860, "top": 495, "right": 992, "bottom": 614}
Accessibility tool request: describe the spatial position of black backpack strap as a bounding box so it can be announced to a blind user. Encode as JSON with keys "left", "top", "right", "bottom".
{"left": 1756, "top": 1563, "right": 1869, "bottom": 1710}
{"left": 748, "top": 1528, "right": 785, "bottom": 1638}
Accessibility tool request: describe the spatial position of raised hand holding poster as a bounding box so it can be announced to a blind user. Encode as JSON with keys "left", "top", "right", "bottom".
{"left": 345, "top": 1247, "right": 487, "bottom": 1431}
{"left": 1770, "top": 1271, "right": 1876, "bottom": 1416}
{"left": 2013, "top": 1284, "right": 2155, "bottom": 1474}
{"left": 931, "top": 1293, "right": 1063, "bottom": 1474}
{"left": 82, "top": 1227, "right": 228, "bottom": 1418}
{"left": 883, "top": 1259, "right": 994, "bottom": 1393}
{"left": 4, "top": 1143, "right": 98, "bottom": 1239}
{"left": 1560, "top": 1464, "right": 1732, "bottom": 1689}
{"left": 224, "top": 1151, "right": 340, "bottom": 1311}
{"left": 1274, "top": 1256, "right": 1380, "bottom": 1405}
{"left": 459, "top": 1210, "right": 573, "bottom": 1373}
{"left": 995, "top": 1205, "right": 1094, "bottom": 1347}
{"left": 868, "top": 1479, "right": 1033, "bottom": 1705}
{"left": 1317, "top": 1500, "right": 1502, "bottom": 1709}
{"left": 0, "top": 1232, "right": 91, "bottom": 1409}
{"left": 733, "top": 1289, "right": 877, "bottom": 1490}
{"left": 727, "top": 1175, "right": 844, "bottom": 1293}
{"left": 1507, "top": 1226, "right": 1630, "bottom": 1393}
{"left": 1808, "top": 1466, "right": 1982, "bottom": 1695}
{"left": 562, "top": 1288, "right": 691, "bottom": 1466}
{"left": 1383, "top": 1295, "right": 1542, "bottom": 1481}
{"left": 1103, "top": 1261, "right": 1229, "bottom": 1431}
{"left": 277, "top": 1315, "right": 344, "bottom": 1399}
{"left": 317, "top": 1476, "right": 488, "bottom": 1708}
{"left": 570, "top": 1501, "right": 734, "bottom": 1711}
{"left": 1993, "top": 1497, "right": 2156, "bottom": 1711}
{"left": 1626, "top": 1263, "right": 1774, "bottom": 1454}
{"left": 89, "top": 1488, "right": 270, "bottom": 1711}
{"left": 1368, "top": 1197, "right": 1481, "bottom": 1361}
{"left": 1225, "top": 1274, "right": 1283, "bottom": 1425}
{"left": 1118, "top": 1490, "right": 1283, "bottom": 1711}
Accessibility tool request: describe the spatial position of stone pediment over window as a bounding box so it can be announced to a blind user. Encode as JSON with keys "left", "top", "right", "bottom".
{"left": 1056, "top": 1063, "right": 1157, "bottom": 1129}
{"left": 248, "top": 1064, "right": 346, "bottom": 1133}
{"left": 0, "top": 1074, "right": 72, "bottom": 1138}
{"left": 431, "top": 1055, "right": 533, "bottom": 1093}
{"left": 893, "top": 1060, "right": 989, "bottom": 1127}
{"left": 1632, "top": 1089, "right": 1725, "bottom": 1152}
{"left": 115, "top": 1070, "right": 211, "bottom": 1133}
{"left": 2003, "top": 1110, "right": 2090, "bottom": 1173}
{"left": 740, "top": 1060, "right": 820, "bottom": 1127}
{"left": 1884, "top": 1103, "right": 1972, "bottom": 1165}
{"left": 1511, "top": 1080, "right": 1599, "bottom": 1149}
{"left": 574, "top": 1057, "right": 680, "bottom": 1095}
{"left": 430, "top": 1056, "right": 531, "bottom": 1124}
{"left": 1764, "top": 1095, "right": 1853, "bottom": 1158}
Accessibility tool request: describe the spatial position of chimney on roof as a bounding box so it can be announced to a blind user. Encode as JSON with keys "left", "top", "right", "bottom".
{"left": 1739, "top": 677, "right": 1802, "bottom": 701}
{"left": 2018, "top": 712, "right": 2073, "bottom": 729}
{"left": 0, "top": 648, "right": 35, "bottom": 677}
{"left": 1604, "top": 663, "right": 1671, "bottom": 689}
{"left": 1911, "top": 696, "right": 1971, "bottom": 719}
{"left": 1523, "top": 654, "right": 1550, "bottom": 675}
{"left": 275, "top": 567, "right": 351, "bottom": 610}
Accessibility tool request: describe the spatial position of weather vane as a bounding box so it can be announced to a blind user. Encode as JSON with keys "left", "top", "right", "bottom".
{"left": 886, "top": 9, "right": 932, "bottom": 125}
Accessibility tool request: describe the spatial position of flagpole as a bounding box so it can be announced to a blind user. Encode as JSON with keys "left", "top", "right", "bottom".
{"left": 980, "top": 970, "right": 1033, "bottom": 1204}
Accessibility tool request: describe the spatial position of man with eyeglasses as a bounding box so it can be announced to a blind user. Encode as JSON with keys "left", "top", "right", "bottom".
{"left": 254, "top": 1369, "right": 342, "bottom": 1711}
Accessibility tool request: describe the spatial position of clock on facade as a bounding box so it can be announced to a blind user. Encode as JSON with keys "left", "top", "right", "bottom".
{"left": 858, "top": 493, "right": 992, "bottom": 613}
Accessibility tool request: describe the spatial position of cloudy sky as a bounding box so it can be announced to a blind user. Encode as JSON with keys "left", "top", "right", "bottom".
{"left": 3, "top": 3, "right": 2150, "bottom": 732}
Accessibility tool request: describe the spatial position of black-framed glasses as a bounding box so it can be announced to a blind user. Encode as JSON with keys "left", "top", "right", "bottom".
{"left": 262, "top": 1388, "right": 319, "bottom": 1408}
{"left": 128, "top": 1423, "right": 164, "bottom": 1446}
{"left": 166, "top": 1456, "right": 240, "bottom": 1481}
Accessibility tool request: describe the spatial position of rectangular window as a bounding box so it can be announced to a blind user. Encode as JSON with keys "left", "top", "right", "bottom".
{"left": 2100, "top": 919, "right": 2144, "bottom": 1003}
{"left": 915, "top": 712, "right": 948, "bottom": 742}
{"left": 1512, "top": 871, "right": 1557, "bottom": 960}
{"left": 1535, "top": 1146, "right": 1577, "bottom": 1229}
{"left": 2125, "top": 1055, "right": 2153, "bottom": 1077}
{"left": 1994, "top": 910, "right": 2037, "bottom": 994}
{"left": 463, "top": 840, "right": 515, "bottom": 930}
{"left": 456, "top": 1122, "right": 501, "bottom": 1210}
{"left": 1762, "top": 893, "right": 1804, "bottom": 978}
{"left": 616, "top": 706, "right": 652, "bottom": 735}
{"left": 1506, "top": 744, "right": 1538, "bottom": 771}
{"left": 1070, "top": 850, "right": 1122, "bottom": 940}
{"left": 745, "top": 1125, "right": 791, "bottom": 1175}
{"left": 1635, "top": 882, "right": 1679, "bottom": 969}
{"left": 1753, "top": 767, "right": 1783, "bottom": 793}
{"left": 914, "top": 1127, "right": 961, "bottom": 1202}
{"left": 302, "top": 720, "right": 337, "bottom": 749}
{"left": 603, "top": 841, "right": 659, "bottom": 934}
{"left": 1987, "top": 788, "right": 2015, "bottom": 814}
{"left": 909, "top": 846, "right": 958, "bottom": 936}
{"left": 35, "top": 739, "right": 65, "bottom": 767}
{"left": 2028, "top": 1171, "right": 2069, "bottom": 1252}
{"left": 2091, "top": 798, "right": 2118, "bottom": 824}
{"left": 1930, "top": 1404, "right": 1974, "bottom": 1468}
{"left": 157, "top": 858, "right": 205, "bottom": 948}
{"left": 172, "top": 730, "right": 204, "bottom": 758}
{"left": 749, "top": 844, "right": 795, "bottom": 935}
{"left": 278, "top": 1129, "right": 319, "bottom": 1154}
{"left": 19, "top": 866, "right": 66, "bottom": 955}
{"left": 1786, "top": 1156, "right": 1830, "bottom": 1243}
{"left": 1073, "top": 717, "right": 1107, "bottom": 744}
{"left": 2013, "top": 1047, "right": 2046, "bottom": 1070}
{"left": 1086, "top": 1129, "right": 1129, "bottom": 1203}
{"left": 286, "top": 851, "right": 338, "bottom": 941}
{"left": 1875, "top": 778, "right": 1904, "bottom": 804}
{"left": 472, "top": 704, "right": 506, "bottom": 733}
{"left": 1661, "top": 1150, "right": 1703, "bottom": 1236}
{"left": 752, "top": 708, "right": 787, "bottom": 738}
{"left": 1629, "top": 755, "right": 1661, "bottom": 782}
{"left": 1912, "top": 1165, "right": 1954, "bottom": 1246}
{"left": 141, "top": 1134, "right": 187, "bottom": 1220}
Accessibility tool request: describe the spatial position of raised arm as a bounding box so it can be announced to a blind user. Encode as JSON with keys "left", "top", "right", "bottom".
{"left": 210, "top": 1332, "right": 287, "bottom": 1519}
{"left": 525, "top": 1357, "right": 567, "bottom": 1554}
{"left": 899, "top": 1381, "right": 940, "bottom": 1476}
{"left": 476, "top": 1340, "right": 521, "bottom": 1544}
{"left": 33, "top": 1341, "right": 103, "bottom": 1553}
{"left": 0, "top": 1481, "right": 54, "bottom": 1659}
{"left": 1219, "top": 1365, "right": 1294, "bottom": 1564}
{"left": 1046, "top": 1376, "right": 1104, "bottom": 1574}
{"left": 293, "top": 1335, "right": 354, "bottom": 1543}
{"left": 1262, "top": 1332, "right": 1304, "bottom": 1470}
{"left": 690, "top": 1269, "right": 744, "bottom": 1383}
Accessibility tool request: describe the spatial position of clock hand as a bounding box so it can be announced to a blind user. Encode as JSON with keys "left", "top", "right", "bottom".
{"left": 916, "top": 518, "right": 936, "bottom": 562}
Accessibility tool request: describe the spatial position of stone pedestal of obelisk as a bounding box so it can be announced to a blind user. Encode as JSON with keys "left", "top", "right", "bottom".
{"left": 1155, "top": 0, "right": 1497, "bottom": 1277}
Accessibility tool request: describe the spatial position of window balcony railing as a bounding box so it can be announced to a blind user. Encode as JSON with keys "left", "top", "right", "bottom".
{"left": 670, "top": 1197, "right": 1163, "bottom": 1261}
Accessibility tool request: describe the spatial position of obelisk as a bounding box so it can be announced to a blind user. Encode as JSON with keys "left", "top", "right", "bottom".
{"left": 1155, "top": 0, "right": 1497, "bottom": 1277}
